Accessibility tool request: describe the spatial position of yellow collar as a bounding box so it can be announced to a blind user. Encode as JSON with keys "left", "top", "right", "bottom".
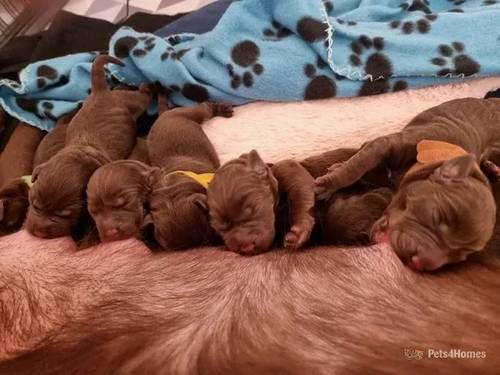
{"left": 169, "top": 171, "right": 214, "bottom": 189}
{"left": 407, "top": 140, "right": 468, "bottom": 175}
{"left": 21, "top": 175, "right": 34, "bottom": 188}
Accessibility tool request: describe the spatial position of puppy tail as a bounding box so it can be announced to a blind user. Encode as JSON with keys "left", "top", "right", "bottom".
{"left": 91, "top": 54, "right": 125, "bottom": 93}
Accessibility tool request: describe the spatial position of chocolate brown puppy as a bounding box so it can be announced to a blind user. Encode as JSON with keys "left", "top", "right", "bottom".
{"left": 316, "top": 98, "right": 500, "bottom": 271}
{"left": 0, "top": 115, "right": 70, "bottom": 235}
{"left": 26, "top": 54, "right": 152, "bottom": 239}
{"left": 147, "top": 101, "right": 233, "bottom": 250}
{"left": 207, "top": 150, "right": 316, "bottom": 254}
{"left": 87, "top": 160, "right": 155, "bottom": 242}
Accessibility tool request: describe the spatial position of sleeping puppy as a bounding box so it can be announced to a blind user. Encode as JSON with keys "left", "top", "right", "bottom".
{"left": 207, "top": 150, "right": 316, "bottom": 254}
{"left": 0, "top": 114, "right": 70, "bottom": 235}
{"left": 147, "top": 100, "right": 233, "bottom": 250}
{"left": 316, "top": 98, "right": 500, "bottom": 271}
{"left": 87, "top": 160, "right": 154, "bottom": 242}
{"left": 26, "top": 54, "right": 152, "bottom": 238}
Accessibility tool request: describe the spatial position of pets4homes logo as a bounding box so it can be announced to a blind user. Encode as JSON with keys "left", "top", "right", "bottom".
{"left": 404, "top": 347, "right": 487, "bottom": 360}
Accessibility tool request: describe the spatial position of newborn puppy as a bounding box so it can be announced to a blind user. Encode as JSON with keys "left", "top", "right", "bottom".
{"left": 147, "top": 100, "right": 233, "bottom": 250}
{"left": 322, "top": 187, "right": 393, "bottom": 246}
{"left": 316, "top": 98, "right": 500, "bottom": 271}
{"left": 208, "top": 150, "right": 316, "bottom": 254}
{"left": 0, "top": 114, "right": 70, "bottom": 235}
{"left": 26, "top": 54, "right": 151, "bottom": 238}
{"left": 87, "top": 160, "right": 154, "bottom": 242}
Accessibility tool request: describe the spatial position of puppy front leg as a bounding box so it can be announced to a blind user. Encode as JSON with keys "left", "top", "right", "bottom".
{"left": 315, "top": 134, "right": 401, "bottom": 200}
{"left": 272, "top": 160, "right": 315, "bottom": 250}
{"left": 480, "top": 145, "right": 500, "bottom": 181}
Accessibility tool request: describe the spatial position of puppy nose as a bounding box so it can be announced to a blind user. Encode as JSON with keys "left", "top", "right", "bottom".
{"left": 33, "top": 229, "right": 48, "bottom": 238}
{"left": 239, "top": 242, "right": 256, "bottom": 254}
{"left": 104, "top": 228, "right": 120, "bottom": 238}
{"left": 408, "top": 255, "right": 424, "bottom": 272}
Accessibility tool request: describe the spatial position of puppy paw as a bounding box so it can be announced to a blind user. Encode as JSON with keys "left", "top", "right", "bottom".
{"left": 210, "top": 102, "right": 234, "bottom": 118}
{"left": 481, "top": 160, "right": 500, "bottom": 181}
{"left": 284, "top": 218, "right": 314, "bottom": 250}
{"left": 314, "top": 175, "right": 335, "bottom": 201}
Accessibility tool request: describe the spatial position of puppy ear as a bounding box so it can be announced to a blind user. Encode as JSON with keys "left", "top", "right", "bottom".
{"left": 82, "top": 147, "right": 111, "bottom": 168}
{"left": 32, "top": 162, "right": 47, "bottom": 182}
{"left": 144, "top": 167, "right": 160, "bottom": 191}
{"left": 432, "top": 154, "right": 477, "bottom": 184}
{"left": 247, "top": 149, "right": 268, "bottom": 177}
{"left": 0, "top": 199, "right": 4, "bottom": 222}
{"left": 192, "top": 193, "right": 208, "bottom": 213}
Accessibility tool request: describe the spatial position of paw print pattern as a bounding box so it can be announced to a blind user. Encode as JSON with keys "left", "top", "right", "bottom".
{"left": 349, "top": 35, "right": 408, "bottom": 96}
{"left": 169, "top": 83, "right": 210, "bottom": 102}
{"left": 389, "top": 14, "right": 437, "bottom": 34}
{"left": 323, "top": 0, "right": 334, "bottom": 13}
{"left": 336, "top": 19, "right": 358, "bottom": 26}
{"left": 227, "top": 40, "right": 264, "bottom": 89}
{"left": 296, "top": 16, "right": 328, "bottom": 43}
{"left": 404, "top": 0, "right": 432, "bottom": 14}
{"left": 160, "top": 47, "right": 190, "bottom": 61}
{"left": 114, "top": 35, "right": 157, "bottom": 59}
{"left": 303, "top": 56, "right": 336, "bottom": 100}
{"left": 431, "top": 42, "right": 480, "bottom": 77}
{"left": 263, "top": 21, "right": 292, "bottom": 40}
{"left": 484, "top": 0, "right": 498, "bottom": 4}
{"left": 36, "top": 65, "right": 69, "bottom": 89}
{"left": 15, "top": 98, "right": 57, "bottom": 120}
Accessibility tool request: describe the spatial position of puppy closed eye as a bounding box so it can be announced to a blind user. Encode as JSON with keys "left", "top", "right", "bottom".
{"left": 55, "top": 209, "right": 72, "bottom": 218}
{"left": 112, "top": 197, "right": 126, "bottom": 209}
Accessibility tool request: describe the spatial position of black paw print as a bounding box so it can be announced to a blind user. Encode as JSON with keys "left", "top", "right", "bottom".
{"left": 389, "top": 14, "right": 437, "bottom": 34}
{"left": 431, "top": 42, "right": 480, "bottom": 77}
{"left": 114, "top": 35, "right": 156, "bottom": 58}
{"left": 336, "top": 19, "right": 358, "bottom": 26}
{"left": 16, "top": 98, "right": 57, "bottom": 121}
{"left": 303, "top": 56, "right": 336, "bottom": 100}
{"left": 296, "top": 16, "right": 328, "bottom": 43}
{"left": 227, "top": 40, "right": 264, "bottom": 89}
{"left": 404, "top": 0, "right": 432, "bottom": 14}
{"left": 169, "top": 83, "right": 210, "bottom": 103}
{"left": 349, "top": 35, "right": 408, "bottom": 96}
{"left": 484, "top": 0, "right": 497, "bottom": 4}
{"left": 35, "top": 64, "right": 69, "bottom": 89}
{"left": 263, "top": 21, "right": 292, "bottom": 40}
{"left": 448, "top": 0, "right": 466, "bottom": 5}
{"left": 160, "top": 47, "right": 190, "bottom": 61}
{"left": 323, "top": 0, "right": 334, "bottom": 13}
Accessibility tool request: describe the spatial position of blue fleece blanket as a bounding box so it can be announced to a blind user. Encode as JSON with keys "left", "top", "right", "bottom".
{"left": 1, "top": 0, "right": 500, "bottom": 131}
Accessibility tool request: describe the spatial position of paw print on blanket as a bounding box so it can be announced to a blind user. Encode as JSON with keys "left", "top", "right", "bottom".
{"left": 227, "top": 40, "right": 264, "bottom": 89}
{"left": 483, "top": 0, "right": 498, "bottom": 4}
{"left": 35, "top": 65, "right": 69, "bottom": 89}
{"left": 403, "top": 0, "right": 432, "bottom": 14}
{"left": 296, "top": 16, "right": 328, "bottom": 43}
{"left": 263, "top": 21, "right": 292, "bottom": 40}
{"left": 114, "top": 35, "right": 157, "bottom": 59}
{"left": 303, "top": 56, "right": 336, "bottom": 100}
{"left": 336, "top": 19, "right": 358, "bottom": 26}
{"left": 323, "top": 0, "right": 334, "bottom": 13}
{"left": 431, "top": 42, "right": 480, "bottom": 76}
{"left": 160, "top": 47, "right": 190, "bottom": 61}
{"left": 15, "top": 99, "right": 57, "bottom": 121}
{"left": 389, "top": 14, "right": 437, "bottom": 34}
{"left": 169, "top": 83, "right": 210, "bottom": 103}
{"left": 349, "top": 35, "right": 408, "bottom": 96}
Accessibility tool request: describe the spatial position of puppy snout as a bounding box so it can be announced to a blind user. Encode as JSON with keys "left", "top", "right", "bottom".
{"left": 224, "top": 232, "right": 257, "bottom": 255}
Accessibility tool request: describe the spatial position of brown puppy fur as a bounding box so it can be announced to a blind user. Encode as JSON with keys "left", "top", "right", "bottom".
{"left": 87, "top": 160, "right": 155, "bottom": 242}
{"left": 26, "top": 54, "right": 151, "bottom": 238}
{"left": 0, "top": 122, "right": 44, "bottom": 187}
{"left": 316, "top": 98, "right": 500, "bottom": 271}
{"left": 0, "top": 115, "right": 70, "bottom": 235}
{"left": 208, "top": 150, "right": 316, "bottom": 254}
{"left": 127, "top": 137, "right": 150, "bottom": 164}
{"left": 2, "top": 181, "right": 500, "bottom": 374}
{"left": 147, "top": 101, "right": 233, "bottom": 249}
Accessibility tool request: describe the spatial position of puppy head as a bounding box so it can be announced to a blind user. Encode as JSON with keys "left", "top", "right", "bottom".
{"left": 207, "top": 150, "right": 279, "bottom": 254}
{"left": 87, "top": 160, "right": 154, "bottom": 242}
{"left": 26, "top": 146, "right": 110, "bottom": 239}
{"left": 0, "top": 178, "right": 30, "bottom": 235}
{"left": 324, "top": 187, "right": 393, "bottom": 246}
{"left": 372, "top": 154, "right": 496, "bottom": 271}
{"left": 149, "top": 173, "right": 214, "bottom": 250}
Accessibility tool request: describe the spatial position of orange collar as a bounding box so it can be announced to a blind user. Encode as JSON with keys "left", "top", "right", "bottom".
{"left": 407, "top": 140, "right": 468, "bottom": 175}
